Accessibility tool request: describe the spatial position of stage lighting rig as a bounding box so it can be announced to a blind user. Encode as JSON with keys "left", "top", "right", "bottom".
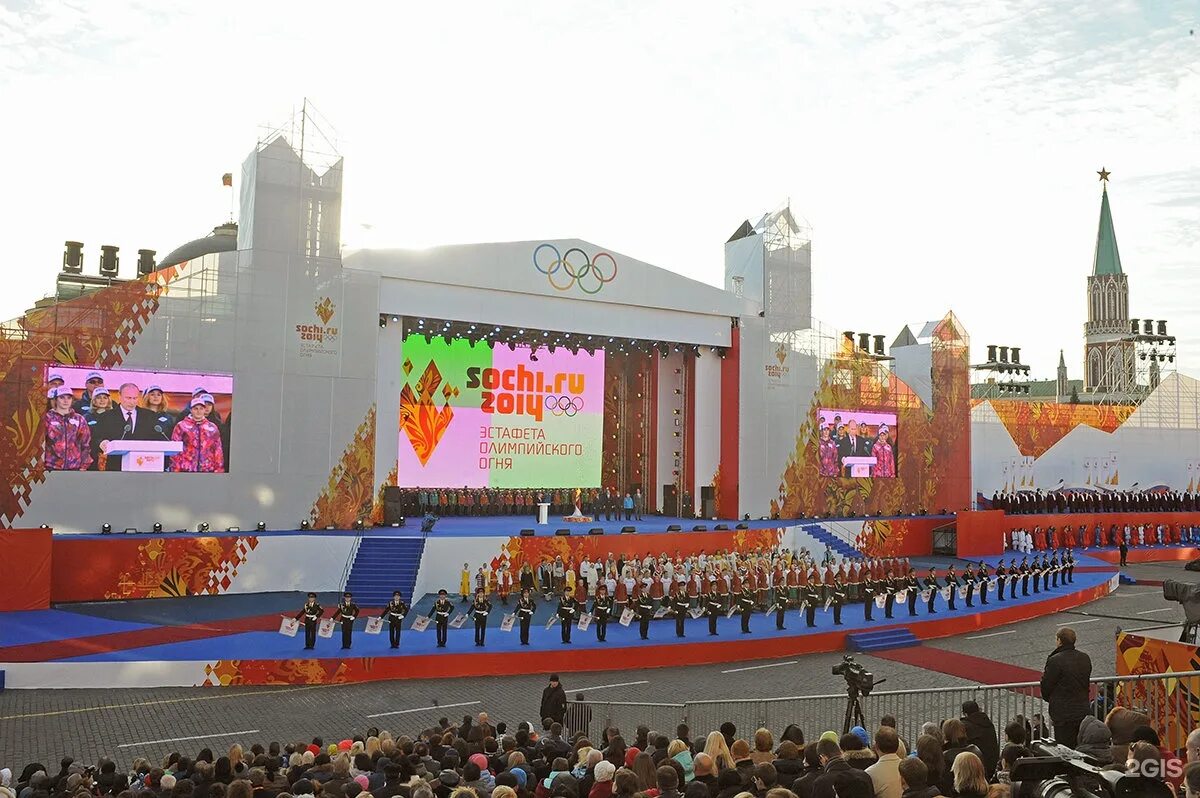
{"left": 101, "top": 523, "right": 112, "bottom": 534}
{"left": 841, "top": 331, "right": 893, "bottom": 361}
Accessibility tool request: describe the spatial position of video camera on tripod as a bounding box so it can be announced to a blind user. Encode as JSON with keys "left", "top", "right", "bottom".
{"left": 1162, "top": 579, "right": 1200, "bottom": 643}
{"left": 1010, "top": 740, "right": 1174, "bottom": 797}
{"left": 831, "top": 655, "right": 885, "bottom": 734}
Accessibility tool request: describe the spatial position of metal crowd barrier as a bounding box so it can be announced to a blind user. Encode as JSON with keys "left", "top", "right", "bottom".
{"left": 567, "top": 670, "right": 1200, "bottom": 751}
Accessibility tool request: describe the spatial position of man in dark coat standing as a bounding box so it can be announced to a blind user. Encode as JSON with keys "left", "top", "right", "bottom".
{"left": 960, "top": 700, "right": 999, "bottom": 775}
{"left": 540, "top": 674, "right": 567, "bottom": 726}
{"left": 811, "top": 738, "right": 873, "bottom": 798}
{"left": 1039, "top": 627, "right": 1092, "bottom": 748}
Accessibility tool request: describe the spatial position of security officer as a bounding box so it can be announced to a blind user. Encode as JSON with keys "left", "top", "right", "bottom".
{"left": 924, "top": 568, "right": 940, "bottom": 614}
{"left": 945, "top": 565, "right": 959, "bottom": 611}
{"left": 516, "top": 587, "right": 536, "bottom": 645}
{"left": 472, "top": 588, "right": 492, "bottom": 646}
{"left": 295, "top": 592, "right": 323, "bottom": 650}
{"left": 433, "top": 588, "right": 453, "bottom": 648}
{"left": 905, "top": 568, "right": 920, "bottom": 617}
{"left": 977, "top": 562, "right": 990, "bottom": 606}
{"left": 773, "top": 585, "right": 789, "bottom": 630}
{"left": 337, "top": 592, "right": 359, "bottom": 650}
{"left": 830, "top": 576, "right": 846, "bottom": 626}
{"left": 558, "top": 587, "right": 581, "bottom": 644}
{"left": 672, "top": 588, "right": 690, "bottom": 638}
{"left": 738, "top": 585, "right": 755, "bottom": 634}
{"left": 637, "top": 590, "right": 654, "bottom": 640}
{"left": 705, "top": 590, "right": 722, "bottom": 636}
{"left": 383, "top": 590, "right": 409, "bottom": 649}
{"left": 593, "top": 585, "right": 614, "bottom": 642}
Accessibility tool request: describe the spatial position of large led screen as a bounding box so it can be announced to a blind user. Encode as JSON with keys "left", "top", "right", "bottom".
{"left": 398, "top": 335, "right": 603, "bottom": 488}
{"left": 43, "top": 365, "right": 233, "bottom": 473}
{"left": 816, "top": 407, "right": 898, "bottom": 478}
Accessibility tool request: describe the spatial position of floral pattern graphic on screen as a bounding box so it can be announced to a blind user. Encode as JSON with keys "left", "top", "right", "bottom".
{"left": 399, "top": 358, "right": 457, "bottom": 465}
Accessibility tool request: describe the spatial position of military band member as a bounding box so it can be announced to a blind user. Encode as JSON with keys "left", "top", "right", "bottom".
{"left": 924, "top": 569, "right": 940, "bottom": 614}
{"left": 558, "top": 587, "right": 581, "bottom": 644}
{"left": 803, "top": 582, "right": 817, "bottom": 628}
{"left": 774, "top": 586, "right": 789, "bottom": 630}
{"left": 433, "top": 589, "right": 453, "bottom": 648}
{"left": 883, "top": 573, "right": 896, "bottom": 619}
{"left": 830, "top": 576, "right": 846, "bottom": 626}
{"left": 977, "top": 562, "right": 990, "bottom": 606}
{"left": 672, "top": 588, "right": 690, "bottom": 638}
{"left": 738, "top": 586, "right": 755, "bottom": 634}
{"left": 517, "top": 587, "right": 536, "bottom": 645}
{"left": 945, "top": 566, "right": 959, "bottom": 611}
{"left": 337, "top": 592, "right": 359, "bottom": 650}
{"left": 995, "top": 560, "right": 1007, "bottom": 603}
{"left": 963, "top": 564, "right": 976, "bottom": 608}
{"left": 705, "top": 590, "right": 722, "bottom": 636}
{"left": 384, "top": 590, "right": 409, "bottom": 649}
{"left": 295, "top": 592, "right": 323, "bottom": 650}
{"left": 637, "top": 590, "right": 654, "bottom": 640}
{"left": 472, "top": 588, "right": 492, "bottom": 646}
{"left": 906, "top": 569, "right": 920, "bottom": 617}
{"left": 593, "top": 585, "right": 614, "bottom": 642}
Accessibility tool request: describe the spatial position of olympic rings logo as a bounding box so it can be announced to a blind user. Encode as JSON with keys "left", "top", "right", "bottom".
{"left": 533, "top": 244, "right": 618, "bottom": 294}
{"left": 545, "top": 395, "right": 584, "bottom": 417}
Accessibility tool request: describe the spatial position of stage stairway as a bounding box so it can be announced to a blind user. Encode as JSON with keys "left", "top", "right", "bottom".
{"left": 845, "top": 628, "right": 920, "bottom": 653}
{"left": 343, "top": 537, "right": 426, "bottom": 607}
{"left": 795, "top": 523, "right": 861, "bottom": 560}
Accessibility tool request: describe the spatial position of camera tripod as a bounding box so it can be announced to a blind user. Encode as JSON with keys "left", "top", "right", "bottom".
{"left": 842, "top": 686, "right": 866, "bottom": 735}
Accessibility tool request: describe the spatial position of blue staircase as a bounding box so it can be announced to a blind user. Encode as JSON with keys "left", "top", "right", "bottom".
{"left": 1119, "top": 573, "right": 1137, "bottom": 585}
{"left": 796, "top": 523, "right": 861, "bottom": 559}
{"left": 846, "top": 628, "right": 920, "bottom": 653}
{"left": 344, "top": 537, "right": 426, "bottom": 607}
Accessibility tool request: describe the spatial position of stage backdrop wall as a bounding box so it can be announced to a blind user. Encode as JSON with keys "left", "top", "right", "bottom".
{"left": 972, "top": 374, "right": 1200, "bottom": 507}
{"left": 0, "top": 528, "right": 51, "bottom": 610}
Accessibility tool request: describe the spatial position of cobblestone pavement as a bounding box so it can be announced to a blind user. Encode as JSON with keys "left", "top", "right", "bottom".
{"left": 0, "top": 563, "right": 1187, "bottom": 772}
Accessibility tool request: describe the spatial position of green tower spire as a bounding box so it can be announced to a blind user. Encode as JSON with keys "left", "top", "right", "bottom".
{"left": 1092, "top": 169, "right": 1123, "bottom": 276}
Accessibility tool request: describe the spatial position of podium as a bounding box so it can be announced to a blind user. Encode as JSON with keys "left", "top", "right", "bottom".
{"left": 537, "top": 502, "right": 550, "bottom": 525}
{"left": 105, "top": 440, "right": 184, "bottom": 472}
{"left": 842, "top": 456, "right": 877, "bottom": 478}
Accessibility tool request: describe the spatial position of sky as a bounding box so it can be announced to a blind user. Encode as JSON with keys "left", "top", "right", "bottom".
{"left": 1, "top": 0, "right": 1196, "bottom": 381}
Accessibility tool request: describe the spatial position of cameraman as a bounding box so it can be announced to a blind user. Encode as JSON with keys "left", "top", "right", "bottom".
{"left": 1038, "top": 627, "right": 1092, "bottom": 747}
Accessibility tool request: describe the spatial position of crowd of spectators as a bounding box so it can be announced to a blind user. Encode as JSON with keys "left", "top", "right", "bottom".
{"left": 5, "top": 695, "right": 1194, "bottom": 798}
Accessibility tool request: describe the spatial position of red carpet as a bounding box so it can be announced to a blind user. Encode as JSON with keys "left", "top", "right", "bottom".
{"left": 1089, "top": 547, "right": 1200, "bottom": 563}
{"left": 872, "top": 646, "right": 1043, "bottom": 685}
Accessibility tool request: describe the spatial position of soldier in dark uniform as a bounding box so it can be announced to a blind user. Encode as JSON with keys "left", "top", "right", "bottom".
{"left": 963, "top": 564, "right": 976, "bottom": 608}
{"left": 337, "top": 592, "right": 359, "bottom": 650}
{"left": 472, "top": 588, "right": 492, "bottom": 646}
{"left": 672, "top": 589, "right": 690, "bottom": 638}
{"left": 883, "top": 573, "right": 897, "bottom": 619}
{"left": 295, "top": 592, "right": 323, "bottom": 650}
{"left": 593, "top": 585, "right": 614, "bottom": 642}
{"left": 1019, "top": 557, "right": 1030, "bottom": 596}
{"left": 773, "top": 586, "right": 789, "bottom": 630}
{"left": 637, "top": 591, "right": 654, "bottom": 640}
{"left": 995, "top": 560, "right": 1007, "bottom": 603}
{"left": 1031, "top": 555, "right": 1042, "bottom": 594}
{"left": 516, "top": 587, "right": 536, "bottom": 645}
{"left": 924, "top": 569, "right": 940, "bottom": 614}
{"left": 945, "top": 566, "right": 959, "bottom": 611}
{"left": 433, "top": 589, "right": 453, "bottom": 648}
{"left": 705, "top": 590, "right": 722, "bottom": 636}
{"left": 803, "top": 582, "right": 817, "bottom": 628}
{"left": 1065, "top": 549, "right": 1075, "bottom": 583}
{"left": 558, "top": 587, "right": 580, "bottom": 643}
{"left": 863, "top": 573, "right": 875, "bottom": 622}
{"left": 977, "top": 562, "right": 990, "bottom": 606}
{"left": 830, "top": 576, "right": 846, "bottom": 626}
{"left": 738, "top": 586, "right": 755, "bottom": 634}
{"left": 384, "top": 590, "right": 409, "bottom": 649}
{"left": 1049, "top": 552, "right": 1060, "bottom": 589}
{"left": 905, "top": 568, "right": 920, "bottom": 616}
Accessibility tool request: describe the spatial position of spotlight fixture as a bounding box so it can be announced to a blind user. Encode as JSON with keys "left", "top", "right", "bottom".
{"left": 226, "top": 526, "right": 240, "bottom": 532}
{"left": 153, "top": 522, "right": 163, "bottom": 533}
{"left": 353, "top": 519, "right": 365, "bottom": 530}
{"left": 300, "top": 519, "right": 311, "bottom": 530}
{"left": 101, "top": 523, "right": 112, "bottom": 534}
{"left": 198, "top": 522, "right": 210, "bottom": 533}
{"left": 256, "top": 521, "right": 266, "bottom": 531}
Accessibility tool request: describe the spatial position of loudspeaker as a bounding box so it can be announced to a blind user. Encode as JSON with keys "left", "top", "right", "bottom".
{"left": 621, "top": 526, "right": 636, "bottom": 534}
{"left": 662, "top": 483, "right": 679, "bottom": 516}
{"left": 666, "top": 524, "right": 682, "bottom": 532}
{"left": 714, "top": 524, "right": 729, "bottom": 531}
{"left": 692, "top": 525, "right": 707, "bottom": 531}
{"left": 700, "top": 486, "right": 715, "bottom": 519}
{"left": 520, "top": 529, "right": 535, "bottom": 537}
{"left": 588, "top": 527, "right": 604, "bottom": 535}
{"left": 735, "top": 523, "right": 749, "bottom": 529}
{"left": 555, "top": 528, "right": 571, "bottom": 536}
{"left": 382, "top": 485, "right": 404, "bottom": 526}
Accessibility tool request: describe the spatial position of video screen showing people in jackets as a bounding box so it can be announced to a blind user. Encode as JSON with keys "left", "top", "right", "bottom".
{"left": 41, "top": 365, "right": 233, "bottom": 473}
{"left": 816, "top": 407, "right": 898, "bottom": 479}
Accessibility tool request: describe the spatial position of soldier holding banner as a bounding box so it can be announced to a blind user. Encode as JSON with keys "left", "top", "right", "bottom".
{"left": 738, "top": 585, "right": 755, "bottom": 634}
{"left": 830, "top": 576, "right": 846, "bottom": 626}
{"left": 924, "top": 569, "right": 940, "bottom": 614}
{"left": 977, "top": 562, "right": 990, "bottom": 605}
{"left": 963, "top": 564, "right": 976, "bottom": 608}
{"left": 558, "top": 587, "right": 581, "bottom": 644}
{"left": 906, "top": 569, "right": 920, "bottom": 617}
{"left": 593, "top": 585, "right": 614, "bottom": 642}
{"left": 295, "top": 592, "right": 323, "bottom": 650}
{"left": 517, "top": 588, "right": 536, "bottom": 645}
{"left": 773, "top": 586, "right": 788, "bottom": 630}
{"left": 705, "top": 590, "right": 722, "bottom": 636}
{"left": 945, "top": 566, "right": 959, "bottom": 611}
{"left": 434, "top": 589, "right": 454, "bottom": 648}
{"left": 472, "top": 588, "right": 492, "bottom": 646}
{"left": 337, "top": 592, "right": 359, "bottom": 650}
{"left": 863, "top": 572, "right": 875, "bottom": 622}
{"left": 802, "top": 581, "right": 817, "bottom": 628}
{"left": 384, "top": 591, "right": 409, "bottom": 649}
{"left": 883, "top": 573, "right": 897, "bottom": 619}
{"left": 672, "top": 587, "right": 690, "bottom": 638}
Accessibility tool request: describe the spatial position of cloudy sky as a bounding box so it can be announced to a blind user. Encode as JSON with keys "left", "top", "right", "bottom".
{"left": 1, "top": 0, "right": 1196, "bottom": 380}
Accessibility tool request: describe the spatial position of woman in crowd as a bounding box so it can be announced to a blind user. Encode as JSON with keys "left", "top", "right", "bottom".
{"left": 950, "top": 751, "right": 988, "bottom": 797}
{"left": 939, "top": 720, "right": 982, "bottom": 796}
{"left": 749, "top": 730, "right": 774, "bottom": 765}
{"left": 668, "top": 740, "right": 694, "bottom": 784}
{"left": 703, "top": 732, "right": 735, "bottom": 772}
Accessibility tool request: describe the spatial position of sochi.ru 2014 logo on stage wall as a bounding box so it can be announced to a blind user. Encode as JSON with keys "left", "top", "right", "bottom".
{"left": 533, "top": 244, "right": 618, "bottom": 295}
{"left": 765, "top": 341, "right": 790, "bottom": 379}
{"left": 295, "top": 297, "right": 340, "bottom": 357}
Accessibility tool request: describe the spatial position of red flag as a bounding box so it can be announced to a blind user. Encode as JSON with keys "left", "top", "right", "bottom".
{"left": 222, "top": 173, "right": 233, "bottom": 187}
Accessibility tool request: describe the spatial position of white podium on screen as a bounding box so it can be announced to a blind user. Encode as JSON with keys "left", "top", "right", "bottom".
{"left": 842, "top": 456, "right": 877, "bottom": 478}
{"left": 537, "top": 502, "right": 550, "bottom": 525}
{"left": 105, "top": 440, "right": 184, "bottom": 472}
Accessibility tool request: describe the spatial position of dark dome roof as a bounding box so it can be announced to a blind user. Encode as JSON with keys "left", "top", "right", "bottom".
{"left": 159, "top": 222, "right": 238, "bottom": 268}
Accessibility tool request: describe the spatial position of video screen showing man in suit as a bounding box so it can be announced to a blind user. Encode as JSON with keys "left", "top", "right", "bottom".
{"left": 41, "top": 365, "right": 233, "bottom": 474}
{"left": 816, "top": 407, "right": 898, "bottom": 478}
